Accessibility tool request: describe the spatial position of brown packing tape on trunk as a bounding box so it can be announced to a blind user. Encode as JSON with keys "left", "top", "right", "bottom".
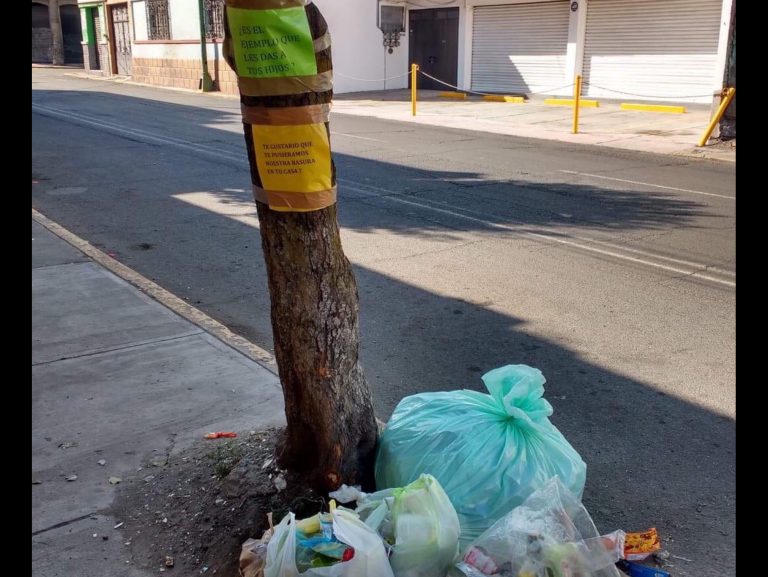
{"left": 253, "top": 184, "right": 337, "bottom": 212}
{"left": 226, "top": 0, "right": 309, "bottom": 9}
{"left": 236, "top": 71, "right": 333, "bottom": 97}
{"left": 241, "top": 103, "right": 331, "bottom": 125}
{"left": 313, "top": 32, "right": 331, "bottom": 52}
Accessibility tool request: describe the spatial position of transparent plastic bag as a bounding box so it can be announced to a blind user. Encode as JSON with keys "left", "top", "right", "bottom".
{"left": 376, "top": 365, "right": 587, "bottom": 548}
{"left": 356, "top": 474, "right": 460, "bottom": 577}
{"left": 457, "top": 477, "right": 624, "bottom": 577}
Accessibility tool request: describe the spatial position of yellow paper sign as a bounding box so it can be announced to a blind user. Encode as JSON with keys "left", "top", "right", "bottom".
{"left": 252, "top": 123, "right": 332, "bottom": 193}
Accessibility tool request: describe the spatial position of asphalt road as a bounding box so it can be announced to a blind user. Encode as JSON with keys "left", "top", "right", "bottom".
{"left": 32, "top": 68, "right": 734, "bottom": 576}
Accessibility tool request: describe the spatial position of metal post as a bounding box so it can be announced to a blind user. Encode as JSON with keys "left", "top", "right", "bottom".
{"left": 572, "top": 75, "right": 582, "bottom": 134}
{"left": 698, "top": 87, "right": 736, "bottom": 147}
{"left": 411, "top": 63, "right": 419, "bottom": 116}
{"left": 198, "top": 0, "right": 215, "bottom": 92}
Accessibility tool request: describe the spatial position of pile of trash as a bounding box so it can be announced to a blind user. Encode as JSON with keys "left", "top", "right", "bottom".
{"left": 239, "top": 365, "right": 669, "bottom": 577}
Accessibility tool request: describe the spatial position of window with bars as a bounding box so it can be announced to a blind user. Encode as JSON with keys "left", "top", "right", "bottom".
{"left": 146, "top": 0, "right": 171, "bottom": 40}
{"left": 204, "top": 0, "right": 225, "bottom": 40}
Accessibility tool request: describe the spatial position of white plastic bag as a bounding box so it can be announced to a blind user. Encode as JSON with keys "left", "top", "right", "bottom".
{"left": 264, "top": 508, "right": 394, "bottom": 577}
{"left": 329, "top": 485, "right": 366, "bottom": 504}
{"left": 356, "top": 474, "right": 460, "bottom": 577}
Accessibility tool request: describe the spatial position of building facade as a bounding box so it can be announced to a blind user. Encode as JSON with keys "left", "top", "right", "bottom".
{"left": 69, "top": 0, "right": 735, "bottom": 111}
{"left": 127, "top": 0, "right": 232, "bottom": 91}
{"left": 397, "top": 0, "right": 735, "bottom": 105}
{"left": 123, "top": 0, "right": 405, "bottom": 94}
{"left": 67, "top": 0, "right": 409, "bottom": 93}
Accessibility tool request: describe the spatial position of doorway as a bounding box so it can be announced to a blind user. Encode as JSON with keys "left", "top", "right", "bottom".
{"left": 408, "top": 8, "right": 459, "bottom": 90}
{"left": 110, "top": 3, "right": 132, "bottom": 76}
{"left": 61, "top": 4, "right": 84, "bottom": 64}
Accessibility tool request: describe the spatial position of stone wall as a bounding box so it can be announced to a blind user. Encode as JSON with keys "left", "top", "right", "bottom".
{"left": 131, "top": 57, "right": 239, "bottom": 94}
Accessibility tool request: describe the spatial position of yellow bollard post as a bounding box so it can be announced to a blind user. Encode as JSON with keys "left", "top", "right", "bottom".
{"left": 411, "top": 64, "right": 419, "bottom": 116}
{"left": 698, "top": 87, "right": 736, "bottom": 147}
{"left": 572, "top": 75, "right": 582, "bottom": 134}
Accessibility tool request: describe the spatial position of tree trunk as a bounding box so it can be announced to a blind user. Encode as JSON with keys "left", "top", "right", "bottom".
{"left": 719, "top": 2, "right": 736, "bottom": 140}
{"left": 49, "top": 0, "right": 65, "bottom": 66}
{"left": 257, "top": 204, "right": 378, "bottom": 491}
{"left": 224, "top": 1, "right": 378, "bottom": 492}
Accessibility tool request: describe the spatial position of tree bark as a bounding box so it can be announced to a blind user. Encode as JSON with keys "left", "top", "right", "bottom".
{"left": 225, "top": 1, "right": 378, "bottom": 492}
{"left": 257, "top": 204, "right": 378, "bottom": 492}
{"left": 49, "top": 0, "right": 65, "bottom": 66}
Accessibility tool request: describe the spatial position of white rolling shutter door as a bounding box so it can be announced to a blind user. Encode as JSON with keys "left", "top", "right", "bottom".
{"left": 471, "top": 2, "right": 570, "bottom": 94}
{"left": 583, "top": 0, "right": 722, "bottom": 103}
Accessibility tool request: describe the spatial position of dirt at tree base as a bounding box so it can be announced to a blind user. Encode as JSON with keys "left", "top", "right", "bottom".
{"left": 110, "top": 427, "right": 323, "bottom": 576}
{"left": 710, "top": 136, "right": 736, "bottom": 148}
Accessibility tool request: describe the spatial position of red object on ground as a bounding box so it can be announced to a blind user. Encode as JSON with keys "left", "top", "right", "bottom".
{"left": 204, "top": 432, "right": 238, "bottom": 439}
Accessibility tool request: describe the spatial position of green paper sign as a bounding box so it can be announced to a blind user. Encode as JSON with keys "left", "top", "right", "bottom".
{"left": 227, "top": 6, "right": 317, "bottom": 79}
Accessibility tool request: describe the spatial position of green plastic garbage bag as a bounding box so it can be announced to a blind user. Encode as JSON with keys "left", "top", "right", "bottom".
{"left": 355, "top": 474, "right": 460, "bottom": 577}
{"left": 375, "top": 365, "right": 587, "bottom": 549}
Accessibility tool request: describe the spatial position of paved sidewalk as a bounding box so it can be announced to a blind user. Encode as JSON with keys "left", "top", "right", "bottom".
{"left": 333, "top": 89, "right": 735, "bottom": 162}
{"left": 32, "top": 217, "right": 284, "bottom": 577}
{"left": 63, "top": 70, "right": 735, "bottom": 163}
